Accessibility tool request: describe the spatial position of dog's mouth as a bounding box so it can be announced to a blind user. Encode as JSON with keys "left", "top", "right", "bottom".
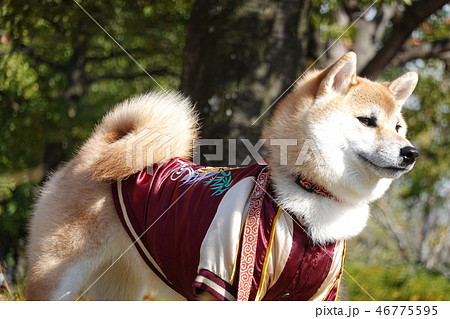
{"left": 357, "top": 154, "right": 409, "bottom": 177}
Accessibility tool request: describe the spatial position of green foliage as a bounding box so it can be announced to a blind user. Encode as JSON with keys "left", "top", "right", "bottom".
{"left": 413, "top": 4, "right": 450, "bottom": 42}
{"left": 310, "top": 0, "right": 398, "bottom": 42}
{"left": 345, "top": 262, "right": 450, "bottom": 301}
{"left": 0, "top": 0, "right": 193, "bottom": 271}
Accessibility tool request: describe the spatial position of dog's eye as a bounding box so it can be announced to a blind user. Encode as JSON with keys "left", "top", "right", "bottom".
{"left": 357, "top": 116, "right": 377, "bottom": 128}
{"left": 395, "top": 123, "right": 401, "bottom": 132}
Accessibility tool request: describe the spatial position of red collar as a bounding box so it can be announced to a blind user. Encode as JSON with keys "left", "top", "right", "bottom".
{"left": 294, "top": 174, "right": 341, "bottom": 202}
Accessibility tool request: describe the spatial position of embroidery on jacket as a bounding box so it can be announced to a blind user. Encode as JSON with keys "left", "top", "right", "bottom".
{"left": 204, "top": 171, "right": 233, "bottom": 196}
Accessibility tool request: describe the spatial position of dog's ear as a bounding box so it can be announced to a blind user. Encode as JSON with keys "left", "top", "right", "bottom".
{"left": 387, "top": 72, "right": 418, "bottom": 107}
{"left": 318, "top": 52, "right": 357, "bottom": 97}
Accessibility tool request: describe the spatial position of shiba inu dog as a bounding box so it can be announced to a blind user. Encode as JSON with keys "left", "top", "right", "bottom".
{"left": 25, "top": 52, "right": 419, "bottom": 300}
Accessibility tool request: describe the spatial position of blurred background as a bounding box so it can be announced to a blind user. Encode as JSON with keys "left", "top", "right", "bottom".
{"left": 0, "top": 0, "right": 449, "bottom": 300}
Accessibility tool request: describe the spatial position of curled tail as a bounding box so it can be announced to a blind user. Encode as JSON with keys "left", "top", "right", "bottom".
{"left": 81, "top": 91, "right": 199, "bottom": 181}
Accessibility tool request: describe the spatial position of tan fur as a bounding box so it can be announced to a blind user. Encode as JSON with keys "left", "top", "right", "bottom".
{"left": 25, "top": 53, "right": 418, "bottom": 300}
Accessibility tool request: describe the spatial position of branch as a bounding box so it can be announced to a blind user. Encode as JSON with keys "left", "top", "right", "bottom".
{"left": 86, "top": 48, "right": 148, "bottom": 62}
{"left": 86, "top": 68, "right": 178, "bottom": 84}
{"left": 389, "top": 38, "right": 450, "bottom": 67}
{"left": 14, "top": 45, "right": 66, "bottom": 71}
{"left": 360, "top": 0, "right": 449, "bottom": 79}
{"left": 372, "top": 202, "right": 412, "bottom": 263}
{"left": 0, "top": 166, "right": 44, "bottom": 189}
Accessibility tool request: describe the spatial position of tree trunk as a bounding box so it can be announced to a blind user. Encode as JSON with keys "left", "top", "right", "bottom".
{"left": 180, "top": 0, "right": 240, "bottom": 107}
{"left": 181, "top": 0, "right": 311, "bottom": 165}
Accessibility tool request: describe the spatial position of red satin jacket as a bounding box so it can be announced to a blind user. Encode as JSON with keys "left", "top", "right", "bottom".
{"left": 112, "top": 158, "right": 345, "bottom": 300}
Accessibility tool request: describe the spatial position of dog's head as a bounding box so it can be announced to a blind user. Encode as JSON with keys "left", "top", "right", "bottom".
{"left": 263, "top": 52, "right": 418, "bottom": 202}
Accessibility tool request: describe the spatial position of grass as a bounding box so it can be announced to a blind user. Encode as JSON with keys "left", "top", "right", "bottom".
{"left": 344, "top": 262, "right": 450, "bottom": 301}
{"left": 0, "top": 285, "right": 25, "bottom": 301}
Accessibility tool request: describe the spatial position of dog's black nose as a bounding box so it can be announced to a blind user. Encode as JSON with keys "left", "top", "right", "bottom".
{"left": 400, "top": 146, "right": 419, "bottom": 166}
